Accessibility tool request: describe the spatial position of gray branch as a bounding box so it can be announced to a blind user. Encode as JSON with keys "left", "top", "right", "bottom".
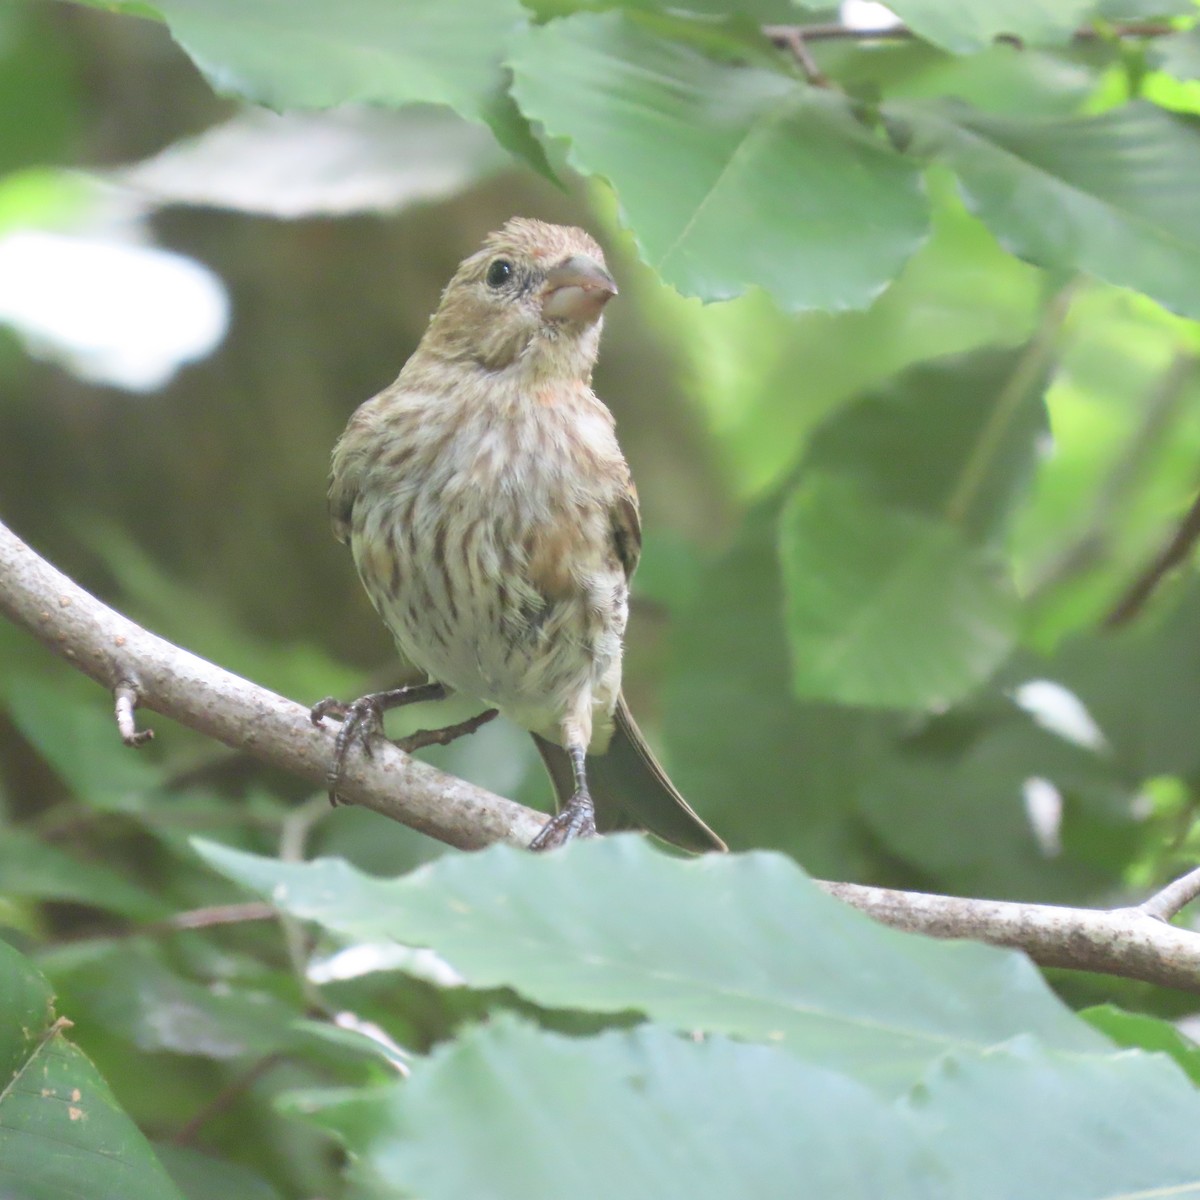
{"left": 2, "top": 516, "right": 1199, "bottom": 992}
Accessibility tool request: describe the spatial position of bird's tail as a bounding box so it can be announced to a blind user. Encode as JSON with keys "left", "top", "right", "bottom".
{"left": 532, "top": 692, "right": 726, "bottom": 853}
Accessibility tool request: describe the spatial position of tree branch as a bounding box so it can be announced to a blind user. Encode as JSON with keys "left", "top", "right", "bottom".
{"left": 0, "top": 517, "right": 544, "bottom": 850}
{"left": 762, "top": 20, "right": 1179, "bottom": 49}
{"left": 3, "top": 516, "right": 1200, "bottom": 993}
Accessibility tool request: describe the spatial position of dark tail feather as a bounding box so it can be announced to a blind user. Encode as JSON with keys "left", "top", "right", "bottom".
{"left": 531, "top": 692, "right": 726, "bottom": 853}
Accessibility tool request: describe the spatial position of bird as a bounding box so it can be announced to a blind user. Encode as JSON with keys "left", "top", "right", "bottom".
{"left": 312, "top": 217, "right": 724, "bottom": 853}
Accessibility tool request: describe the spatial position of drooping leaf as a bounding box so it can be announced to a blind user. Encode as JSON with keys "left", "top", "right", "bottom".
{"left": 0, "top": 939, "right": 184, "bottom": 1200}
{"left": 779, "top": 474, "right": 1018, "bottom": 708}
{"left": 900, "top": 100, "right": 1200, "bottom": 319}
{"left": 194, "top": 835, "right": 1105, "bottom": 1093}
{"left": 510, "top": 11, "right": 929, "bottom": 312}
{"left": 122, "top": 0, "right": 546, "bottom": 170}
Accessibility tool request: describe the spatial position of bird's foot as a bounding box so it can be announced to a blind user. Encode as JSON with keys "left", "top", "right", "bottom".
{"left": 396, "top": 708, "right": 499, "bottom": 754}
{"left": 529, "top": 791, "right": 597, "bottom": 852}
{"left": 310, "top": 683, "right": 446, "bottom": 805}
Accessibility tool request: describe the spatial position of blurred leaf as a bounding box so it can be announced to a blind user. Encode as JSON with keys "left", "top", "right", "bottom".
{"left": 0, "top": 939, "right": 184, "bottom": 1200}
{"left": 779, "top": 474, "right": 1017, "bottom": 708}
{"left": 804, "top": 346, "right": 1049, "bottom": 546}
{"left": 1082, "top": 1003, "right": 1200, "bottom": 1086}
{"left": 511, "top": 11, "right": 929, "bottom": 312}
{"left": 3, "top": 673, "right": 165, "bottom": 813}
{"left": 1152, "top": 29, "right": 1200, "bottom": 81}
{"left": 903, "top": 1036, "right": 1200, "bottom": 1199}
{"left": 883, "top": 0, "right": 1093, "bottom": 53}
{"left": 1047, "top": 584, "right": 1200, "bottom": 780}
{"left": 292, "top": 1018, "right": 939, "bottom": 1200}
{"left": 660, "top": 505, "right": 887, "bottom": 869}
{"left": 49, "top": 942, "right": 310, "bottom": 1062}
{"left": 856, "top": 708, "right": 1124, "bottom": 901}
{"left": 0, "top": 1, "right": 80, "bottom": 173}
{"left": 195, "top": 835, "right": 1106, "bottom": 1094}
{"left": 135, "top": 0, "right": 547, "bottom": 170}
{"left": 901, "top": 99, "right": 1200, "bottom": 319}
{"left": 155, "top": 1145, "right": 283, "bottom": 1200}
{"left": 0, "top": 828, "right": 168, "bottom": 920}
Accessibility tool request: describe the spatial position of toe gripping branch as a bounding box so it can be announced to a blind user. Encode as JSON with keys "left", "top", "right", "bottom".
{"left": 310, "top": 683, "right": 498, "bottom": 805}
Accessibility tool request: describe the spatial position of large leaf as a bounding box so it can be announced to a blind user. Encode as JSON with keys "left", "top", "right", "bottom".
{"left": 804, "top": 346, "right": 1049, "bottom": 546}
{"left": 904, "top": 1037, "right": 1200, "bottom": 1199}
{"left": 882, "top": 0, "right": 1094, "bottom": 54}
{"left": 122, "top": 0, "right": 544, "bottom": 169}
{"left": 293, "top": 1019, "right": 1200, "bottom": 1200}
{"left": 0, "top": 828, "right": 168, "bottom": 920}
{"left": 510, "top": 11, "right": 929, "bottom": 312}
{"left": 779, "top": 474, "right": 1018, "bottom": 708}
{"left": 660, "top": 173, "right": 1043, "bottom": 498}
{"left": 295, "top": 1018, "right": 942, "bottom": 1200}
{"left": 901, "top": 100, "right": 1200, "bottom": 319}
{"left": 194, "top": 835, "right": 1105, "bottom": 1093}
{"left": 0, "top": 939, "right": 184, "bottom": 1200}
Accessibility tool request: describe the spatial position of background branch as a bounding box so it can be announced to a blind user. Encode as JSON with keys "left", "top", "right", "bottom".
{"left": 3, "top": 516, "right": 1200, "bottom": 993}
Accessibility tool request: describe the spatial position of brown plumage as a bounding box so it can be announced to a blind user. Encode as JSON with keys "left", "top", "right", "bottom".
{"left": 316, "top": 218, "right": 723, "bottom": 852}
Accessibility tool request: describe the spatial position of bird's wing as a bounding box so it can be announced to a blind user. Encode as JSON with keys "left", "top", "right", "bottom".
{"left": 611, "top": 484, "right": 642, "bottom": 581}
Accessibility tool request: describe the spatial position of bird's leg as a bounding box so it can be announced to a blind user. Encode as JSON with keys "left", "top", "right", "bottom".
{"left": 310, "top": 682, "right": 446, "bottom": 805}
{"left": 530, "top": 742, "right": 597, "bottom": 851}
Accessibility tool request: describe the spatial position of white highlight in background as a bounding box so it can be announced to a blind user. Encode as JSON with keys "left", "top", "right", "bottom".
{"left": 0, "top": 230, "right": 228, "bottom": 392}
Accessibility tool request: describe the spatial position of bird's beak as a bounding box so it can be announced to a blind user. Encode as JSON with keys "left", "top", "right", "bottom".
{"left": 541, "top": 255, "right": 618, "bottom": 323}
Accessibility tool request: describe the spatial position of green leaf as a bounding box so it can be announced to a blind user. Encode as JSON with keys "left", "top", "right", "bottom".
{"left": 804, "top": 346, "right": 1049, "bottom": 545}
{"left": 1152, "top": 29, "right": 1200, "bottom": 81}
{"left": 883, "top": 0, "right": 1093, "bottom": 54}
{"left": 49, "top": 943, "right": 310, "bottom": 1062}
{"left": 905, "top": 1037, "right": 1200, "bottom": 1199}
{"left": 0, "top": 828, "right": 168, "bottom": 920}
{"left": 0, "top": 939, "right": 184, "bottom": 1200}
{"left": 901, "top": 100, "right": 1200, "bottom": 319}
{"left": 779, "top": 474, "right": 1018, "bottom": 708}
{"left": 293, "top": 1019, "right": 1200, "bottom": 1200}
{"left": 510, "top": 11, "right": 929, "bottom": 311}
{"left": 3, "top": 673, "right": 165, "bottom": 812}
{"left": 134, "top": 0, "right": 545, "bottom": 169}
{"left": 294, "top": 1018, "right": 942, "bottom": 1200}
{"left": 662, "top": 172, "right": 1043, "bottom": 498}
{"left": 1082, "top": 1004, "right": 1200, "bottom": 1086}
{"left": 154, "top": 1145, "right": 283, "bottom": 1200}
{"left": 194, "top": 835, "right": 1105, "bottom": 1093}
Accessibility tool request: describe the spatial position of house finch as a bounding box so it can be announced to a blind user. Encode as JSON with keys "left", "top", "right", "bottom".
{"left": 313, "top": 218, "right": 723, "bottom": 853}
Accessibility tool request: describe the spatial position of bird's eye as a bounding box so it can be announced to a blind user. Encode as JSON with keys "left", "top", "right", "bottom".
{"left": 486, "top": 259, "right": 513, "bottom": 289}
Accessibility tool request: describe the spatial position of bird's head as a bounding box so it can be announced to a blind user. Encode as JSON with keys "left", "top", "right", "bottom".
{"left": 419, "top": 218, "right": 617, "bottom": 381}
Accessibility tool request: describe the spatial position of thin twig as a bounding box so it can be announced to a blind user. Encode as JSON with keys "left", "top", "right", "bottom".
{"left": 113, "top": 679, "right": 154, "bottom": 747}
{"left": 170, "top": 1053, "right": 284, "bottom": 1147}
{"left": 153, "top": 901, "right": 277, "bottom": 932}
{"left": 772, "top": 26, "right": 829, "bottom": 87}
{"left": 1104, "top": 488, "right": 1200, "bottom": 628}
{"left": 7, "top": 516, "right": 1200, "bottom": 993}
{"left": 762, "top": 20, "right": 1178, "bottom": 47}
{"left": 1138, "top": 866, "right": 1200, "bottom": 923}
